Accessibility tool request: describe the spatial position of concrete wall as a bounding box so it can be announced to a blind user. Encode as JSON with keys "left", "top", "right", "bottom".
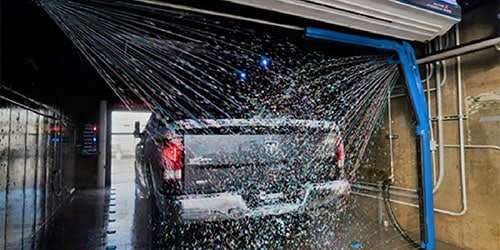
{"left": 363, "top": 2, "right": 499, "bottom": 249}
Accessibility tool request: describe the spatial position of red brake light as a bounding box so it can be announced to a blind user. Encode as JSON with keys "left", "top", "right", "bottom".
{"left": 335, "top": 135, "right": 345, "bottom": 168}
{"left": 163, "top": 140, "right": 183, "bottom": 169}
{"left": 162, "top": 139, "right": 183, "bottom": 180}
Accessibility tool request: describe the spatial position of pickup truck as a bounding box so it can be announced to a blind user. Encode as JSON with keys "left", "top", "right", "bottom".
{"left": 133, "top": 111, "right": 350, "bottom": 248}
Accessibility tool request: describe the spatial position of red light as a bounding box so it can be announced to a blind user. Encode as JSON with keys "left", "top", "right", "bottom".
{"left": 335, "top": 135, "right": 345, "bottom": 169}
{"left": 162, "top": 139, "right": 183, "bottom": 181}
{"left": 51, "top": 125, "right": 67, "bottom": 132}
{"left": 162, "top": 139, "right": 183, "bottom": 171}
{"left": 93, "top": 125, "right": 97, "bottom": 132}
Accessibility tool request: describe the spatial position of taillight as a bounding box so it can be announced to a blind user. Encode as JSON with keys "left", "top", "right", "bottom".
{"left": 335, "top": 135, "right": 345, "bottom": 169}
{"left": 162, "top": 139, "right": 183, "bottom": 180}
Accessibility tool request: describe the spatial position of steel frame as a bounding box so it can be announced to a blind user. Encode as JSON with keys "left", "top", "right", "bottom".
{"left": 305, "top": 27, "right": 435, "bottom": 250}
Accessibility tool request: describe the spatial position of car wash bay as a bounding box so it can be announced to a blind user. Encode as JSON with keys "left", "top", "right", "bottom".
{"left": 1, "top": 0, "right": 499, "bottom": 250}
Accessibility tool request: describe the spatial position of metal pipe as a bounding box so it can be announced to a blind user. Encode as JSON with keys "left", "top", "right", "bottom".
{"left": 358, "top": 181, "right": 419, "bottom": 194}
{"left": 417, "top": 36, "right": 500, "bottom": 64}
{"left": 453, "top": 24, "right": 468, "bottom": 216}
{"left": 436, "top": 37, "right": 448, "bottom": 88}
{"left": 387, "top": 91, "right": 394, "bottom": 182}
{"left": 443, "top": 144, "right": 500, "bottom": 151}
{"left": 438, "top": 61, "right": 447, "bottom": 87}
{"left": 433, "top": 59, "right": 445, "bottom": 194}
{"left": 356, "top": 181, "right": 378, "bottom": 186}
{"left": 390, "top": 185, "right": 419, "bottom": 193}
{"left": 431, "top": 34, "right": 451, "bottom": 194}
{"left": 424, "top": 41, "right": 438, "bottom": 186}
{"left": 352, "top": 191, "right": 468, "bottom": 216}
{"left": 390, "top": 87, "right": 436, "bottom": 99}
{"left": 354, "top": 183, "right": 418, "bottom": 198}
{"left": 353, "top": 190, "right": 416, "bottom": 207}
{"left": 422, "top": 63, "right": 435, "bottom": 83}
{"left": 378, "top": 181, "right": 384, "bottom": 224}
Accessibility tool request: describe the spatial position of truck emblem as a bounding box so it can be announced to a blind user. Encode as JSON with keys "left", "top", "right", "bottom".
{"left": 264, "top": 140, "right": 280, "bottom": 157}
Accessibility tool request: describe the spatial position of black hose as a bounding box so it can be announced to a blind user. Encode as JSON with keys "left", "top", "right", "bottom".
{"left": 382, "top": 179, "right": 421, "bottom": 249}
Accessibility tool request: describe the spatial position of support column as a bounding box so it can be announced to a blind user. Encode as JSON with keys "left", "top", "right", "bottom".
{"left": 97, "top": 100, "right": 107, "bottom": 188}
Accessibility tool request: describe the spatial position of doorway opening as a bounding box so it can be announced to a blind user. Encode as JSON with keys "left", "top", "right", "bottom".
{"left": 106, "top": 110, "right": 150, "bottom": 248}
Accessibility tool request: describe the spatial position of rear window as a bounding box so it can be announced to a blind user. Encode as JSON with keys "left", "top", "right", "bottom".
{"left": 183, "top": 128, "right": 337, "bottom": 166}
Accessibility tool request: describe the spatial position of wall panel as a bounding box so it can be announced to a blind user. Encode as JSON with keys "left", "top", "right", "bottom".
{"left": 0, "top": 102, "right": 77, "bottom": 249}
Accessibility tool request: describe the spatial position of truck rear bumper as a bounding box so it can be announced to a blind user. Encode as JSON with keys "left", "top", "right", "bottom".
{"left": 162, "top": 180, "right": 350, "bottom": 223}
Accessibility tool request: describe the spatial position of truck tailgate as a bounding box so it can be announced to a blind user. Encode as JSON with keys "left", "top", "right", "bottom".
{"left": 182, "top": 129, "right": 339, "bottom": 206}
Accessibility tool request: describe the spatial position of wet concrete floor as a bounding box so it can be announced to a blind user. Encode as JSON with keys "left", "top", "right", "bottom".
{"left": 32, "top": 158, "right": 461, "bottom": 250}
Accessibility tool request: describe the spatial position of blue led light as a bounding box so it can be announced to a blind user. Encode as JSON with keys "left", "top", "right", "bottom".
{"left": 239, "top": 71, "right": 247, "bottom": 80}
{"left": 259, "top": 56, "right": 270, "bottom": 68}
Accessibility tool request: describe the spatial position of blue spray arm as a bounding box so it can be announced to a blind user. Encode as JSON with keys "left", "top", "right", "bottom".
{"left": 305, "top": 26, "right": 435, "bottom": 250}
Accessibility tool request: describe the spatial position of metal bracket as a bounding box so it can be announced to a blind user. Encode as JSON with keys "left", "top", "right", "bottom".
{"left": 305, "top": 27, "right": 435, "bottom": 250}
